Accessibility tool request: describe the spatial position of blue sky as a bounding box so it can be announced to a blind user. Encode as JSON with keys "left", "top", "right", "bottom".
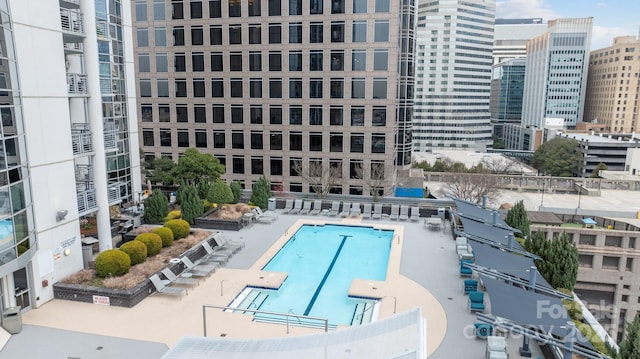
{"left": 496, "top": 0, "right": 640, "bottom": 50}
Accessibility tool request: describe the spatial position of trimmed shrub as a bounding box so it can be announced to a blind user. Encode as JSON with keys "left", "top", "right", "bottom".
{"left": 119, "top": 240, "right": 147, "bottom": 265}
{"left": 230, "top": 181, "right": 242, "bottom": 204}
{"left": 152, "top": 226, "right": 174, "bottom": 247}
{"left": 144, "top": 190, "right": 169, "bottom": 224}
{"left": 95, "top": 249, "right": 131, "bottom": 278}
{"left": 180, "top": 184, "right": 204, "bottom": 224}
{"left": 164, "top": 219, "right": 190, "bottom": 239}
{"left": 250, "top": 175, "right": 272, "bottom": 209}
{"left": 134, "top": 233, "right": 163, "bottom": 256}
{"left": 165, "top": 210, "right": 182, "bottom": 221}
{"left": 208, "top": 180, "right": 234, "bottom": 204}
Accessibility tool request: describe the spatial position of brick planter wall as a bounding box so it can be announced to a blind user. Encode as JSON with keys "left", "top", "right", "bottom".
{"left": 194, "top": 208, "right": 243, "bottom": 231}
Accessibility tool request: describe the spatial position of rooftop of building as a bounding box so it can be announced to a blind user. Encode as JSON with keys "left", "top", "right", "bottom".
{"left": 558, "top": 131, "right": 640, "bottom": 145}
{"left": 412, "top": 150, "right": 537, "bottom": 174}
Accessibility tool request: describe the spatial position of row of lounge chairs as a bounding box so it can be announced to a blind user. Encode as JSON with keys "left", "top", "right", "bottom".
{"left": 281, "top": 199, "right": 422, "bottom": 221}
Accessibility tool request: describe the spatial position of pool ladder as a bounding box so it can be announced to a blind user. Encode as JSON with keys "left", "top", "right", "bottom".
{"left": 352, "top": 301, "right": 375, "bottom": 325}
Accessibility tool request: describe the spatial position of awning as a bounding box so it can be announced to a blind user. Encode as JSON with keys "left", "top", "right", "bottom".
{"left": 471, "top": 242, "right": 551, "bottom": 289}
{"left": 452, "top": 198, "right": 513, "bottom": 229}
{"left": 457, "top": 216, "right": 525, "bottom": 251}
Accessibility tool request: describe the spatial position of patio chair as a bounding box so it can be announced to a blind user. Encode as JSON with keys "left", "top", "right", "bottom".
{"left": 399, "top": 205, "right": 409, "bottom": 221}
{"left": 253, "top": 207, "right": 277, "bottom": 223}
{"left": 339, "top": 202, "right": 351, "bottom": 217}
{"left": 181, "top": 256, "right": 217, "bottom": 277}
{"left": 328, "top": 201, "right": 340, "bottom": 216}
{"left": 459, "top": 258, "right": 473, "bottom": 277}
{"left": 389, "top": 204, "right": 400, "bottom": 220}
{"left": 410, "top": 206, "right": 420, "bottom": 221}
{"left": 213, "top": 232, "right": 245, "bottom": 254}
{"left": 486, "top": 336, "right": 507, "bottom": 359}
{"left": 371, "top": 203, "right": 382, "bottom": 220}
{"left": 281, "top": 199, "right": 294, "bottom": 214}
{"left": 150, "top": 274, "right": 188, "bottom": 297}
{"left": 362, "top": 203, "right": 372, "bottom": 219}
{"left": 309, "top": 200, "right": 323, "bottom": 215}
{"left": 468, "top": 291, "right": 485, "bottom": 312}
{"left": 474, "top": 322, "right": 493, "bottom": 339}
{"left": 299, "top": 200, "right": 313, "bottom": 215}
{"left": 350, "top": 203, "right": 361, "bottom": 217}
{"left": 463, "top": 279, "right": 478, "bottom": 294}
{"left": 161, "top": 268, "right": 199, "bottom": 287}
{"left": 201, "top": 241, "right": 231, "bottom": 265}
{"left": 289, "top": 199, "right": 304, "bottom": 214}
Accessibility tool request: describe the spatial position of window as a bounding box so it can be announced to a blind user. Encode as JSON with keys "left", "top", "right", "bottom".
{"left": 372, "top": 107, "right": 386, "bottom": 126}
{"left": 230, "top": 52, "right": 242, "bottom": 71}
{"left": 250, "top": 106, "right": 262, "bottom": 124}
{"left": 153, "top": 0, "right": 165, "bottom": 20}
{"left": 330, "top": 133, "right": 343, "bottom": 152}
{"left": 371, "top": 160, "right": 385, "bottom": 181}
{"left": 142, "top": 129, "right": 154, "bottom": 146}
{"left": 373, "top": 78, "right": 387, "bottom": 99}
{"left": 210, "top": 25, "right": 222, "bottom": 45}
{"left": 175, "top": 78, "right": 187, "bottom": 97}
{"left": 331, "top": 21, "right": 344, "bottom": 42}
{"left": 310, "top": 0, "right": 323, "bottom": 14}
{"left": 156, "top": 53, "right": 168, "bottom": 72}
{"left": 269, "top": 79, "right": 282, "bottom": 98}
{"left": 195, "top": 130, "right": 207, "bottom": 148}
{"left": 629, "top": 237, "right": 636, "bottom": 249}
{"left": 159, "top": 105, "right": 170, "bottom": 122}
{"left": 141, "top": 105, "right": 153, "bottom": 122}
{"left": 270, "top": 106, "right": 282, "bottom": 124}
{"left": 579, "top": 234, "right": 596, "bottom": 245}
{"left": 229, "top": 25, "right": 242, "bottom": 45}
{"left": 193, "top": 78, "right": 205, "bottom": 97}
{"left": 352, "top": 78, "right": 365, "bottom": 98}
{"left": 176, "top": 105, "right": 188, "bottom": 122}
{"left": 290, "top": 133, "right": 302, "bottom": 151}
{"left": 310, "top": 50, "right": 323, "bottom": 71}
{"left": 211, "top": 52, "right": 223, "bottom": 71}
{"left": 374, "top": 20, "right": 389, "bottom": 42}
{"left": 248, "top": 0, "right": 261, "bottom": 16}
{"left": 191, "top": 26, "right": 203, "bottom": 45}
{"left": 160, "top": 129, "right": 172, "bottom": 146}
{"left": 251, "top": 132, "right": 263, "bottom": 150}
{"left": 232, "top": 130, "right": 244, "bottom": 149}
{"left": 310, "top": 133, "right": 323, "bottom": 151}
{"left": 270, "top": 157, "right": 283, "bottom": 175}
{"left": 332, "top": 0, "right": 344, "bottom": 13}
{"left": 330, "top": 106, "right": 343, "bottom": 125}
{"left": 269, "top": 24, "right": 282, "bottom": 44}
{"left": 270, "top": 132, "right": 282, "bottom": 150}
{"left": 209, "top": 0, "right": 221, "bottom": 17}
{"left": 330, "top": 79, "right": 343, "bottom": 98}
{"left": 139, "top": 79, "right": 151, "bottom": 97}
{"left": 330, "top": 159, "right": 343, "bottom": 178}
{"left": 136, "top": 1, "right": 147, "bottom": 21}
{"left": 171, "top": 0, "right": 183, "bottom": 19}
{"left": 211, "top": 78, "right": 223, "bottom": 97}
{"left": 194, "top": 105, "right": 206, "bottom": 123}
{"left": 212, "top": 105, "right": 224, "bottom": 124}
{"left": 232, "top": 156, "right": 244, "bottom": 174}
{"left": 269, "top": 52, "right": 282, "bottom": 71}
{"left": 351, "top": 134, "right": 364, "bottom": 152}
{"left": 353, "top": 0, "right": 367, "bottom": 13}
{"left": 350, "top": 186, "right": 363, "bottom": 195}
{"left": 375, "top": 0, "right": 389, "bottom": 12}
{"left": 352, "top": 49, "right": 366, "bottom": 70}
{"left": 269, "top": 0, "right": 281, "bottom": 15}
{"left": 289, "top": 78, "right": 302, "bottom": 98}
{"left": 190, "top": 1, "right": 203, "bottom": 18}
{"left": 229, "top": 0, "right": 241, "bottom": 17}
{"left": 192, "top": 52, "right": 204, "bottom": 72}
{"left": 602, "top": 256, "right": 619, "bottom": 270}
{"left": 310, "top": 78, "right": 323, "bottom": 98}
{"left": 138, "top": 54, "right": 150, "bottom": 72}
{"left": 373, "top": 49, "right": 388, "bottom": 70}
{"left": 626, "top": 258, "right": 633, "bottom": 271}
{"left": 154, "top": 27, "right": 167, "bottom": 46}
{"left": 137, "top": 28, "right": 149, "bottom": 48}
{"left": 331, "top": 50, "right": 344, "bottom": 71}
{"left": 174, "top": 53, "right": 186, "bottom": 72}
{"left": 177, "top": 130, "right": 189, "bottom": 147}
{"left": 289, "top": 23, "right": 302, "bottom": 43}
{"left": 290, "top": 106, "right": 302, "bottom": 125}
{"left": 213, "top": 130, "right": 225, "bottom": 147}
{"left": 352, "top": 21, "right": 367, "bottom": 42}
{"left": 371, "top": 133, "right": 385, "bottom": 153}
{"left": 231, "top": 105, "right": 243, "bottom": 123}
{"left": 289, "top": 51, "right": 302, "bottom": 71}
{"left": 250, "top": 78, "right": 262, "bottom": 98}
{"left": 351, "top": 107, "right": 364, "bottom": 126}
{"left": 309, "top": 106, "right": 322, "bottom": 125}
{"left": 247, "top": 52, "right": 262, "bottom": 71}
{"left": 249, "top": 24, "right": 261, "bottom": 44}
{"left": 289, "top": 0, "right": 302, "bottom": 15}
{"left": 350, "top": 159, "right": 363, "bottom": 179}
{"left": 230, "top": 78, "right": 243, "bottom": 98}
{"left": 310, "top": 23, "right": 323, "bottom": 43}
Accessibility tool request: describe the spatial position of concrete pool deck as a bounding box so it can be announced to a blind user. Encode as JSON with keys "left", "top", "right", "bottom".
{"left": 8, "top": 211, "right": 543, "bottom": 358}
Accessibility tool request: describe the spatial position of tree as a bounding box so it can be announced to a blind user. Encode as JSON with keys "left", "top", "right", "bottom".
{"left": 144, "top": 190, "right": 168, "bottom": 224}
{"left": 230, "top": 181, "right": 242, "bottom": 204}
{"left": 209, "top": 180, "right": 234, "bottom": 204}
{"left": 144, "top": 157, "right": 175, "bottom": 185}
{"left": 480, "top": 156, "right": 519, "bottom": 174}
{"left": 531, "top": 137, "right": 581, "bottom": 177}
{"left": 618, "top": 314, "right": 640, "bottom": 359}
{"left": 170, "top": 148, "right": 225, "bottom": 185}
{"left": 592, "top": 162, "right": 608, "bottom": 178}
{"left": 291, "top": 160, "right": 341, "bottom": 198}
{"left": 526, "top": 231, "right": 578, "bottom": 291}
{"left": 504, "top": 200, "right": 530, "bottom": 238}
{"left": 444, "top": 172, "right": 502, "bottom": 204}
{"left": 492, "top": 135, "right": 505, "bottom": 149}
{"left": 354, "top": 162, "right": 387, "bottom": 201}
{"left": 250, "top": 175, "right": 272, "bottom": 208}
{"left": 179, "top": 184, "right": 203, "bottom": 224}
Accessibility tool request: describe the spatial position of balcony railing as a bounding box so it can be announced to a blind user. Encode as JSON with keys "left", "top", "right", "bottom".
{"left": 107, "top": 184, "right": 122, "bottom": 205}
{"left": 71, "top": 124, "right": 92, "bottom": 155}
{"left": 67, "top": 73, "right": 88, "bottom": 95}
{"left": 59, "top": 0, "right": 80, "bottom": 8}
{"left": 77, "top": 189, "right": 97, "bottom": 215}
{"left": 104, "top": 129, "right": 117, "bottom": 152}
{"left": 60, "top": 8, "right": 84, "bottom": 36}
{"left": 63, "top": 42, "right": 83, "bottom": 53}
{"left": 75, "top": 164, "right": 93, "bottom": 183}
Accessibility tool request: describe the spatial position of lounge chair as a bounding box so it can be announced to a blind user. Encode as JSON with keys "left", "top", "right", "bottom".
{"left": 150, "top": 274, "right": 188, "bottom": 297}
{"left": 339, "top": 202, "right": 351, "bottom": 217}
{"left": 281, "top": 199, "right": 294, "bottom": 214}
{"left": 468, "top": 291, "right": 485, "bottom": 313}
{"left": 459, "top": 259, "right": 473, "bottom": 277}
{"left": 309, "top": 200, "right": 323, "bottom": 215}
{"left": 350, "top": 203, "right": 361, "bottom": 217}
{"left": 161, "top": 268, "right": 199, "bottom": 287}
{"left": 328, "top": 201, "right": 340, "bottom": 216}
{"left": 486, "top": 336, "right": 507, "bottom": 358}
{"left": 410, "top": 206, "right": 420, "bottom": 221}
{"left": 289, "top": 199, "right": 303, "bottom": 214}
{"left": 362, "top": 203, "right": 372, "bottom": 219}
{"left": 213, "top": 233, "right": 245, "bottom": 254}
{"left": 399, "top": 205, "right": 409, "bottom": 221}
{"left": 181, "top": 256, "right": 217, "bottom": 277}
{"left": 253, "top": 207, "right": 277, "bottom": 223}
{"left": 389, "top": 204, "right": 400, "bottom": 220}
{"left": 474, "top": 322, "right": 493, "bottom": 339}
{"left": 463, "top": 279, "right": 478, "bottom": 294}
{"left": 201, "top": 241, "right": 231, "bottom": 265}
{"left": 371, "top": 203, "right": 382, "bottom": 220}
{"left": 299, "top": 200, "right": 313, "bottom": 215}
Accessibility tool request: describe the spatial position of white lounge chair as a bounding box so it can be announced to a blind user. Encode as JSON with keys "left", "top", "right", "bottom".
{"left": 289, "top": 199, "right": 304, "bottom": 214}
{"left": 201, "top": 241, "right": 231, "bottom": 265}
{"left": 309, "top": 200, "right": 323, "bottom": 215}
{"left": 389, "top": 204, "right": 400, "bottom": 220}
{"left": 181, "top": 256, "right": 217, "bottom": 277}
{"left": 410, "top": 206, "right": 420, "bottom": 221}
{"left": 328, "top": 201, "right": 340, "bottom": 216}
{"left": 253, "top": 207, "right": 277, "bottom": 223}
{"left": 350, "top": 203, "right": 361, "bottom": 217}
{"left": 362, "top": 203, "right": 372, "bottom": 219}
{"left": 339, "top": 202, "right": 351, "bottom": 217}
{"left": 281, "top": 199, "right": 294, "bottom": 214}
{"left": 399, "top": 205, "right": 409, "bottom": 221}
{"left": 299, "top": 200, "right": 313, "bottom": 215}
{"left": 150, "top": 274, "right": 188, "bottom": 297}
{"left": 213, "top": 233, "right": 245, "bottom": 254}
{"left": 161, "top": 268, "right": 199, "bottom": 287}
{"left": 371, "top": 203, "right": 382, "bottom": 220}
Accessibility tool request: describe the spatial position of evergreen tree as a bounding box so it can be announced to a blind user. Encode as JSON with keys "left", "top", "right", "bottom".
{"left": 526, "top": 231, "right": 578, "bottom": 291}
{"left": 250, "top": 175, "right": 272, "bottom": 208}
{"left": 618, "top": 314, "right": 640, "bottom": 359}
{"left": 197, "top": 181, "right": 214, "bottom": 200}
{"left": 144, "top": 190, "right": 168, "bottom": 224}
{"left": 209, "top": 180, "right": 234, "bottom": 204}
{"left": 230, "top": 181, "right": 243, "bottom": 204}
{"left": 504, "top": 200, "right": 530, "bottom": 238}
{"left": 180, "top": 184, "right": 203, "bottom": 224}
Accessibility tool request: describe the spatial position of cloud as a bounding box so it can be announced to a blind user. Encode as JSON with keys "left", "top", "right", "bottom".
{"left": 496, "top": 0, "right": 560, "bottom": 21}
{"left": 590, "top": 25, "right": 632, "bottom": 50}
{"left": 595, "top": 2, "right": 607, "bottom": 7}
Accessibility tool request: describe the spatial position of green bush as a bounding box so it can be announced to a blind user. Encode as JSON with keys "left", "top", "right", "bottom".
{"left": 230, "top": 181, "right": 242, "bottom": 204}
{"left": 208, "top": 180, "right": 234, "bottom": 204}
{"left": 144, "top": 190, "right": 169, "bottom": 224}
{"left": 119, "top": 240, "right": 147, "bottom": 265}
{"left": 250, "top": 175, "right": 272, "bottom": 209}
{"left": 152, "top": 227, "right": 174, "bottom": 247}
{"left": 134, "top": 233, "right": 163, "bottom": 256}
{"left": 95, "top": 249, "right": 131, "bottom": 278}
{"left": 164, "top": 219, "right": 191, "bottom": 239}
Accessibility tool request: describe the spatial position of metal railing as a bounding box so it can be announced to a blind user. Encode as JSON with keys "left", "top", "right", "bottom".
{"left": 77, "top": 189, "right": 97, "bottom": 214}
{"left": 103, "top": 129, "right": 117, "bottom": 151}
{"left": 107, "top": 184, "right": 121, "bottom": 204}
{"left": 66, "top": 73, "right": 88, "bottom": 95}
{"left": 202, "top": 304, "right": 329, "bottom": 336}
{"left": 63, "top": 42, "right": 83, "bottom": 52}
{"left": 72, "top": 130, "right": 92, "bottom": 155}
{"left": 60, "top": 8, "right": 83, "bottom": 35}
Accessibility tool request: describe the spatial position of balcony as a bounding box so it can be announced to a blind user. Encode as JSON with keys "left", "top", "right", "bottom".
{"left": 63, "top": 42, "right": 84, "bottom": 55}
{"left": 103, "top": 129, "right": 117, "bottom": 152}
{"left": 71, "top": 124, "right": 92, "bottom": 156}
{"left": 77, "top": 189, "right": 97, "bottom": 215}
{"left": 67, "top": 73, "right": 88, "bottom": 96}
{"left": 60, "top": 8, "right": 84, "bottom": 41}
{"left": 75, "top": 164, "right": 93, "bottom": 184}
{"left": 59, "top": 0, "right": 80, "bottom": 9}
{"left": 107, "top": 183, "right": 122, "bottom": 205}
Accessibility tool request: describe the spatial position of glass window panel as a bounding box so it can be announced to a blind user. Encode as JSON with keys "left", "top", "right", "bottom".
{"left": 353, "top": 0, "right": 367, "bottom": 13}
{"left": 351, "top": 78, "right": 365, "bottom": 99}
{"left": 190, "top": 1, "right": 203, "bottom": 18}
{"left": 269, "top": 0, "right": 281, "bottom": 16}
{"left": 375, "top": 0, "right": 389, "bottom": 12}
{"left": 138, "top": 54, "right": 150, "bottom": 72}
{"left": 352, "top": 21, "right": 367, "bottom": 42}
{"left": 289, "top": 0, "right": 302, "bottom": 15}
{"left": 289, "top": 23, "right": 302, "bottom": 43}
{"left": 209, "top": 0, "right": 221, "bottom": 17}
{"left": 373, "top": 78, "right": 387, "bottom": 99}
{"left": 289, "top": 51, "right": 302, "bottom": 71}
{"left": 374, "top": 20, "right": 389, "bottom": 42}
{"left": 373, "top": 49, "right": 388, "bottom": 71}
{"left": 154, "top": 27, "right": 166, "bottom": 46}
{"left": 137, "top": 28, "right": 149, "bottom": 47}
{"left": 352, "top": 49, "right": 366, "bottom": 70}
{"left": 156, "top": 53, "right": 168, "bottom": 72}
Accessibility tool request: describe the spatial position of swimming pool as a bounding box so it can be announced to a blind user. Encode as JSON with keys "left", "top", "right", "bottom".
{"left": 232, "top": 224, "right": 393, "bottom": 328}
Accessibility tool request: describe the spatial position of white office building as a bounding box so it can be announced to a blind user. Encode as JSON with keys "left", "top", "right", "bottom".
{"left": 493, "top": 18, "right": 547, "bottom": 64}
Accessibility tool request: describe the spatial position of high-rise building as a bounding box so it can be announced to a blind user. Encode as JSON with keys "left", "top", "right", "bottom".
{"left": 134, "top": 0, "right": 416, "bottom": 196}
{"left": 413, "top": 0, "right": 495, "bottom": 152}
{"left": 521, "top": 18, "right": 593, "bottom": 130}
{"left": 491, "top": 58, "right": 526, "bottom": 123}
{"left": 584, "top": 36, "right": 640, "bottom": 133}
{"left": 493, "top": 18, "right": 546, "bottom": 64}
{"left": 0, "top": 0, "right": 140, "bottom": 311}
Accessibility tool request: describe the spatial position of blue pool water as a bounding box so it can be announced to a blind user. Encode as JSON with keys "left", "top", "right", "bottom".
{"left": 237, "top": 224, "right": 393, "bottom": 327}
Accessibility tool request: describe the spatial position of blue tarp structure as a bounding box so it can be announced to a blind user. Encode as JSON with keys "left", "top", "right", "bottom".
{"left": 395, "top": 188, "right": 424, "bottom": 198}
{"left": 581, "top": 218, "right": 597, "bottom": 225}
